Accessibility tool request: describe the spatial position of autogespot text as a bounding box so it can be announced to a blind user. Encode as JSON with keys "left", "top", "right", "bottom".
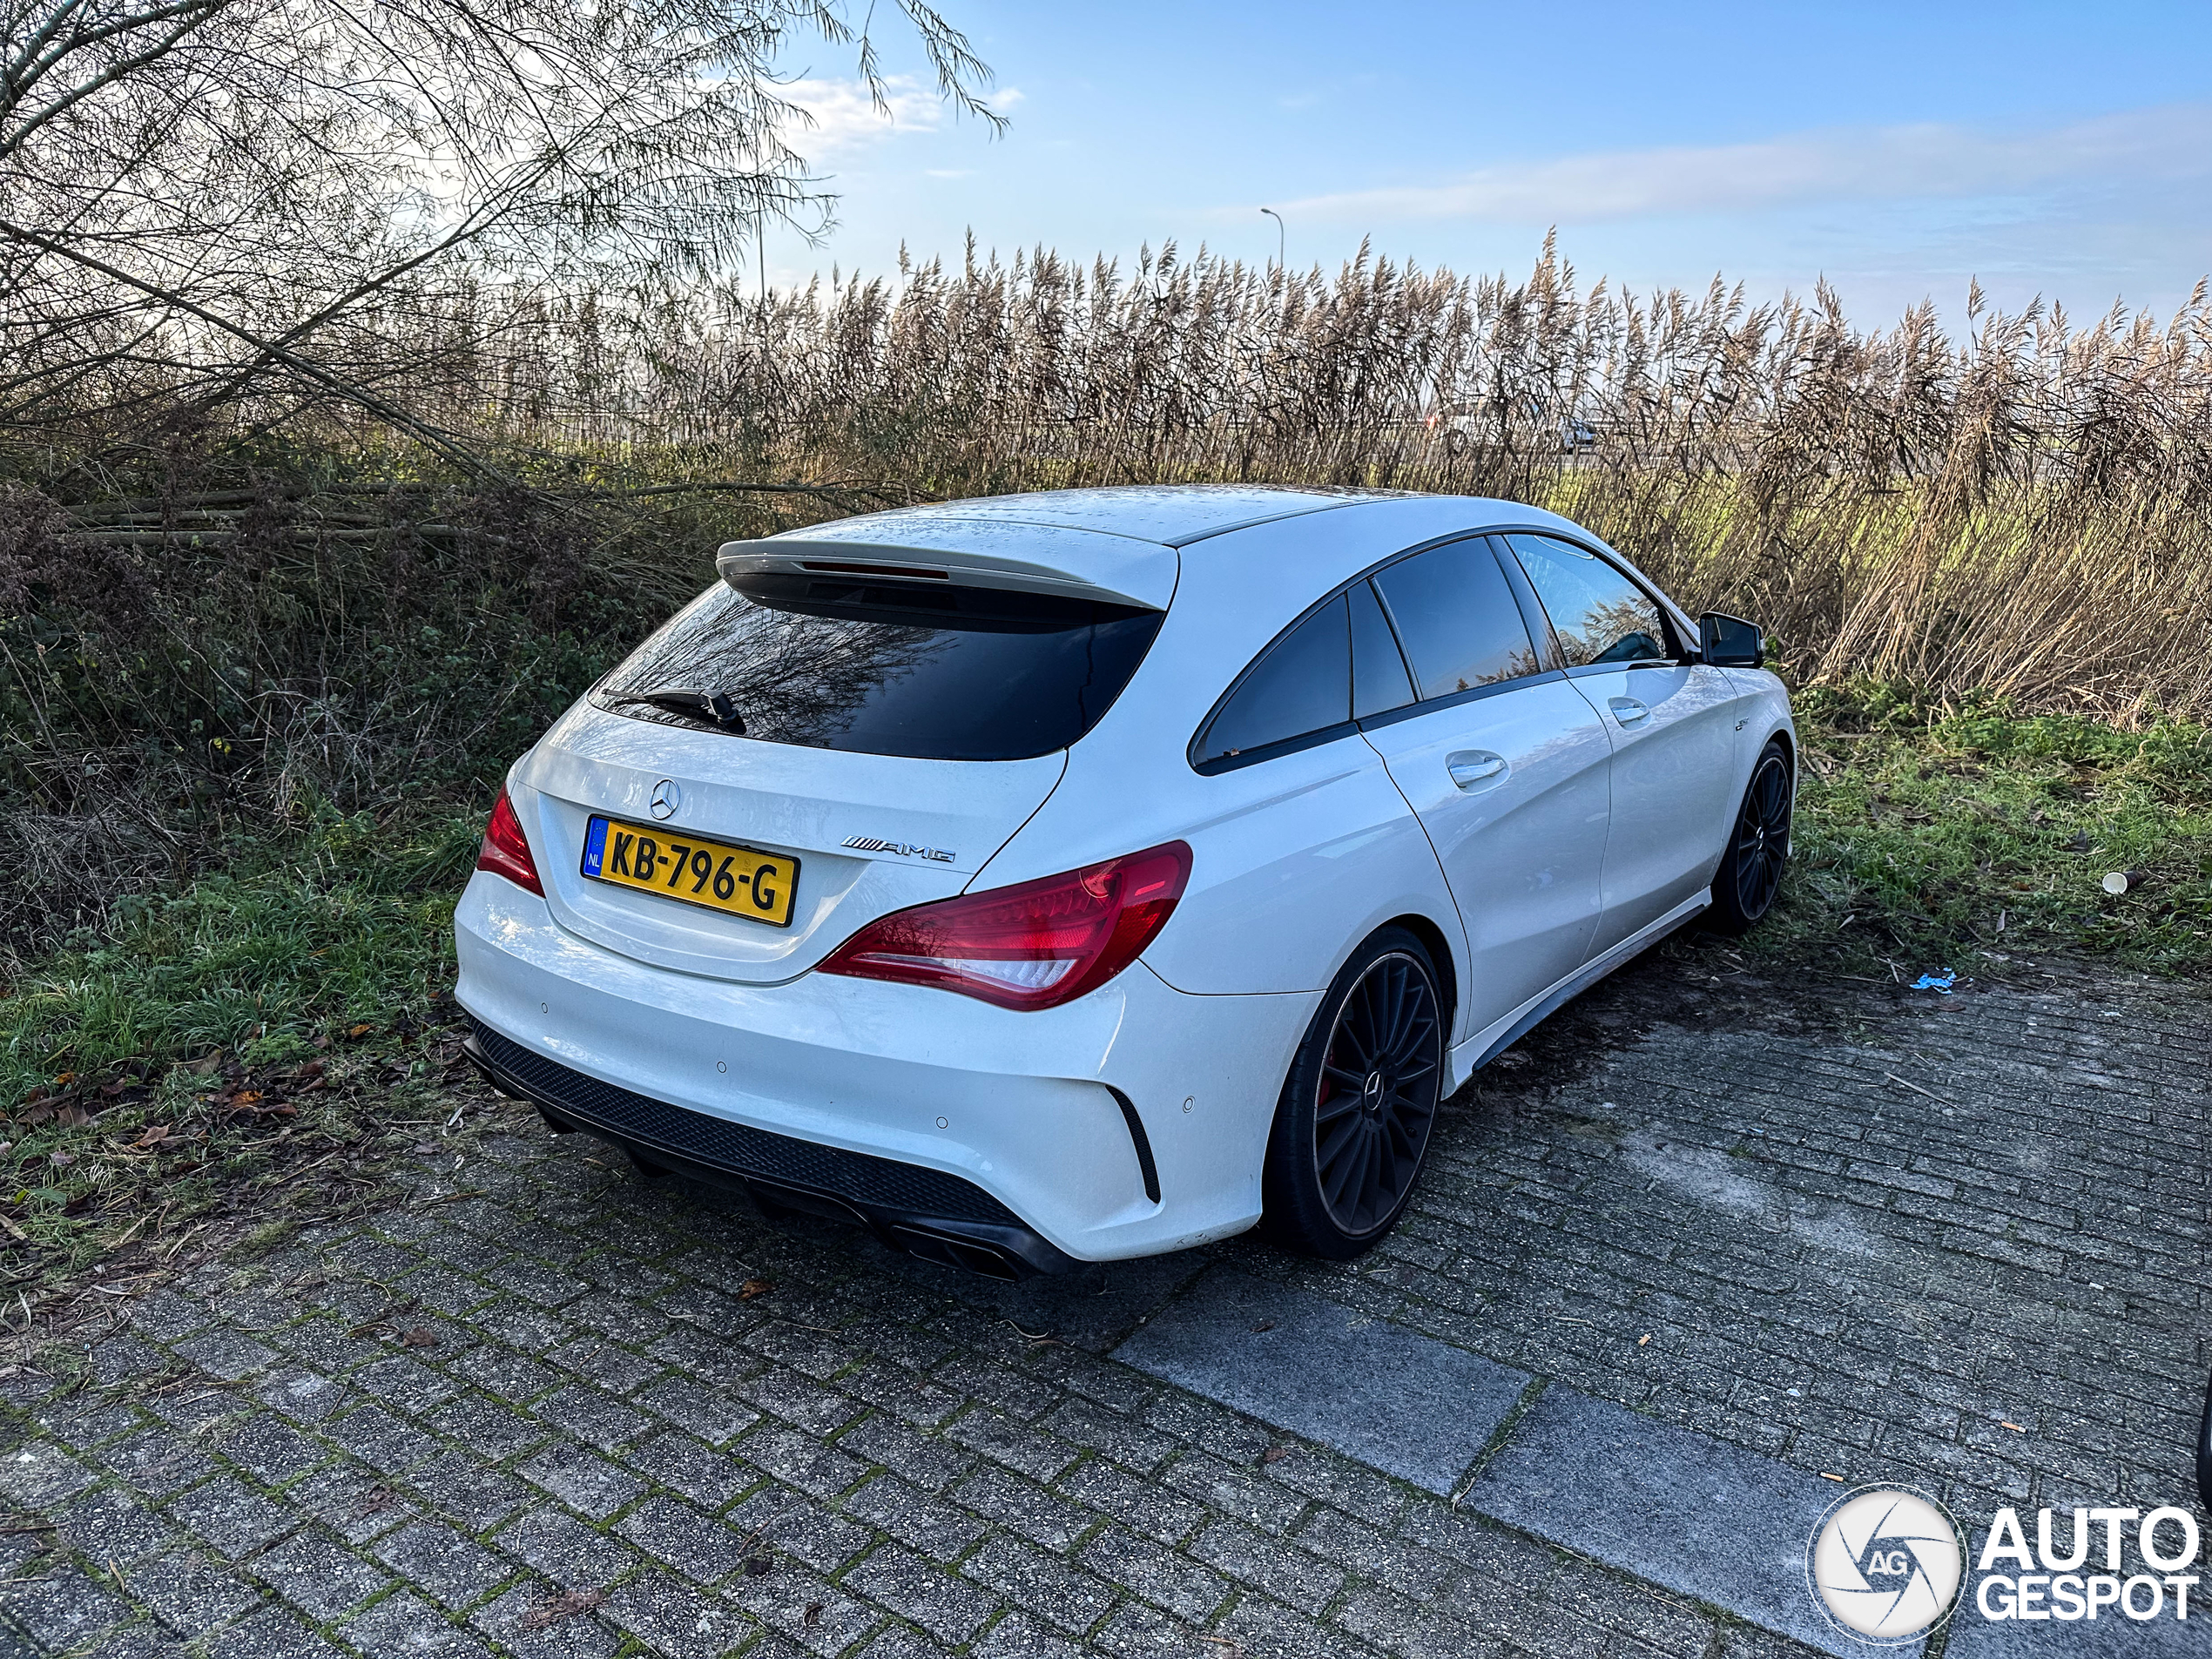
{"left": 1973, "top": 1505, "right": 2202, "bottom": 1623}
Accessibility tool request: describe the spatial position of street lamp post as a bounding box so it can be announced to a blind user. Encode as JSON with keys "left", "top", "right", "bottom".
{"left": 1260, "top": 207, "right": 1284, "bottom": 270}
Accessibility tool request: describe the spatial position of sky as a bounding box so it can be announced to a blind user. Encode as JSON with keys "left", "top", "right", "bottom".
{"left": 760, "top": 0, "right": 2212, "bottom": 330}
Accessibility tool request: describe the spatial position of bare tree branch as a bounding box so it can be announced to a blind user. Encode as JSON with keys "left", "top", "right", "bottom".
{"left": 0, "top": 0, "right": 1001, "bottom": 442}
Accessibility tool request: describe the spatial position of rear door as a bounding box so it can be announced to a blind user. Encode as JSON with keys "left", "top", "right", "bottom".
{"left": 1355, "top": 537, "right": 1612, "bottom": 1041}
{"left": 1501, "top": 533, "right": 1751, "bottom": 954}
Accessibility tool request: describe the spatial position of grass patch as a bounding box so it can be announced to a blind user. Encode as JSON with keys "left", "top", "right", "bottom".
{"left": 2, "top": 804, "right": 480, "bottom": 1095}
{"left": 0, "top": 804, "right": 489, "bottom": 1312}
{"left": 1760, "top": 687, "right": 2212, "bottom": 978}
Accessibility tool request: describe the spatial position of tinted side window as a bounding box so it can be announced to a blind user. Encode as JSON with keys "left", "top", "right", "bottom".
{"left": 1350, "top": 580, "right": 1415, "bottom": 719}
{"left": 1505, "top": 535, "right": 1668, "bottom": 667}
{"left": 1372, "top": 539, "right": 1540, "bottom": 699}
{"left": 1196, "top": 594, "right": 1351, "bottom": 767}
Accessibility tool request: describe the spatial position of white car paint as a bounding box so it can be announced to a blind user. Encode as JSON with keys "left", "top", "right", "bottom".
{"left": 455, "top": 485, "right": 1796, "bottom": 1269}
{"left": 1572, "top": 660, "right": 1757, "bottom": 957}
{"left": 1359, "top": 678, "right": 1612, "bottom": 1036}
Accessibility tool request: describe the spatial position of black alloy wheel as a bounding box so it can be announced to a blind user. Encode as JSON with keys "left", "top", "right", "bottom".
{"left": 1709, "top": 740, "right": 1792, "bottom": 934}
{"left": 1263, "top": 927, "right": 1446, "bottom": 1258}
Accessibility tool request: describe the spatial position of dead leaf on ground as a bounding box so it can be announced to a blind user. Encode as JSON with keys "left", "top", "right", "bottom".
{"left": 738, "top": 1278, "right": 772, "bottom": 1301}
{"left": 132, "top": 1125, "right": 171, "bottom": 1149}
{"left": 743, "top": 1554, "right": 774, "bottom": 1576}
{"left": 519, "top": 1588, "right": 604, "bottom": 1631}
{"left": 1259, "top": 1445, "right": 1287, "bottom": 1467}
{"left": 1251, "top": 1320, "right": 1276, "bottom": 1332}
{"left": 185, "top": 1053, "right": 222, "bottom": 1075}
{"left": 803, "top": 1602, "right": 823, "bottom": 1627}
{"left": 48, "top": 1150, "right": 76, "bottom": 1168}
{"left": 399, "top": 1325, "right": 441, "bottom": 1350}
{"left": 346, "top": 1023, "right": 373, "bottom": 1040}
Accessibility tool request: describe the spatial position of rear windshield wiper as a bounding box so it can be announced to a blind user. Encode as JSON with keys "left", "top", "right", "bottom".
{"left": 605, "top": 688, "right": 745, "bottom": 732}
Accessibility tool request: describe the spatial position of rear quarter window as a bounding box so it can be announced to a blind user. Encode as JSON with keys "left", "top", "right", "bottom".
{"left": 591, "top": 576, "right": 1163, "bottom": 762}
{"left": 1192, "top": 594, "right": 1352, "bottom": 771}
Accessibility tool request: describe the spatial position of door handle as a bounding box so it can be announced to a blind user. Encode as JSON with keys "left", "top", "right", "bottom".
{"left": 1608, "top": 698, "right": 1650, "bottom": 726}
{"left": 1447, "top": 752, "right": 1507, "bottom": 790}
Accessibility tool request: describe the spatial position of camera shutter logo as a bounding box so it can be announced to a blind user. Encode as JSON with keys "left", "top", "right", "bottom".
{"left": 649, "top": 779, "right": 681, "bottom": 820}
{"left": 1806, "top": 1486, "right": 1966, "bottom": 1643}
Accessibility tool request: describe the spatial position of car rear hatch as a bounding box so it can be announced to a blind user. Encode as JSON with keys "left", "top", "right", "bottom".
{"left": 515, "top": 520, "right": 1174, "bottom": 984}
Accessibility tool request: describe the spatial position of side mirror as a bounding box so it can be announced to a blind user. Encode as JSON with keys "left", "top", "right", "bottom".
{"left": 1699, "top": 612, "right": 1764, "bottom": 669}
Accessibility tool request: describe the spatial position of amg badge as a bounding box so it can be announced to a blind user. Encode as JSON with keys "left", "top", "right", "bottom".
{"left": 842, "top": 835, "right": 957, "bottom": 863}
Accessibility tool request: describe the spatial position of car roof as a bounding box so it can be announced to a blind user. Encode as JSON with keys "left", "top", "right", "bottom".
{"left": 718, "top": 487, "right": 1649, "bottom": 614}
{"left": 810, "top": 485, "right": 1386, "bottom": 547}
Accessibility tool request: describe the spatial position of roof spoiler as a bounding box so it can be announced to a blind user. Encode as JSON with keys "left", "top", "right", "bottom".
{"left": 715, "top": 533, "right": 1175, "bottom": 610}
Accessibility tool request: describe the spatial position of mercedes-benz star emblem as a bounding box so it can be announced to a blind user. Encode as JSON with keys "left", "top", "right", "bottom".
{"left": 649, "top": 779, "right": 680, "bottom": 820}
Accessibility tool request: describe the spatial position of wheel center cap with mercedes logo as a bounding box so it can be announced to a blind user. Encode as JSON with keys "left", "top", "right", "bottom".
{"left": 649, "top": 779, "right": 680, "bottom": 819}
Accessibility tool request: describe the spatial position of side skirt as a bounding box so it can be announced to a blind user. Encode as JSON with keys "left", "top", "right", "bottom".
{"left": 1446, "top": 892, "right": 1713, "bottom": 1089}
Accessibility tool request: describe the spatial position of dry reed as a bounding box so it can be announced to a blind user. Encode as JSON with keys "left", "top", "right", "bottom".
{"left": 368, "top": 237, "right": 2211, "bottom": 723}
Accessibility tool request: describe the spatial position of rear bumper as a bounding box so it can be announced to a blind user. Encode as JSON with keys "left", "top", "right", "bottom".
{"left": 453, "top": 872, "right": 1315, "bottom": 1263}
{"left": 462, "top": 1020, "right": 1069, "bottom": 1278}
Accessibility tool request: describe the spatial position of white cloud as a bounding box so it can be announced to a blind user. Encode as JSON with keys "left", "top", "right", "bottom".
{"left": 778, "top": 78, "right": 1021, "bottom": 161}
{"left": 1275, "top": 105, "right": 2212, "bottom": 226}
{"left": 780, "top": 77, "right": 946, "bottom": 157}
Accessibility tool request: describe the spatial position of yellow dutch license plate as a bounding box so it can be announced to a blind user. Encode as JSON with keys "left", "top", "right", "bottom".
{"left": 580, "top": 816, "right": 799, "bottom": 927}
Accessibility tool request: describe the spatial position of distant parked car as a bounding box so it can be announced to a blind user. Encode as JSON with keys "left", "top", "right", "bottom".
{"left": 1430, "top": 401, "right": 1599, "bottom": 455}
{"left": 457, "top": 487, "right": 1792, "bottom": 1276}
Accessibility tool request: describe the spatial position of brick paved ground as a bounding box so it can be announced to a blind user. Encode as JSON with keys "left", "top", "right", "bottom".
{"left": 2, "top": 952, "right": 2205, "bottom": 1658}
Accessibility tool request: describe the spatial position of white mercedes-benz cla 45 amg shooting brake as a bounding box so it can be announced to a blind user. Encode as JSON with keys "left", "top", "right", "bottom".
{"left": 456, "top": 487, "right": 1794, "bottom": 1276}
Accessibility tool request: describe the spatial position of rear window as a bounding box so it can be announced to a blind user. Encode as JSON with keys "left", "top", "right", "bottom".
{"left": 1372, "top": 538, "right": 1541, "bottom": 698}
{"left": 590, "top": 575, "right": 1163, "bottom": 762}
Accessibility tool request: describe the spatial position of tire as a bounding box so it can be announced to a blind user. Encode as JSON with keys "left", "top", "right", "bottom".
{"left": 1261, "top": 927, "right": 1447, "bottom": 1259}
{"left": 1707, "top": 739, "right": 1792, "bottom": 935}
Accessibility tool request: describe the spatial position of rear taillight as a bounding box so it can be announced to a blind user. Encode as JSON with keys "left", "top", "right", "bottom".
{"left": 819, "top": 841, "right": 1192, "bottom": 1011}
{"left": 476, "top": 789, "right": 543, "bottom": 895}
